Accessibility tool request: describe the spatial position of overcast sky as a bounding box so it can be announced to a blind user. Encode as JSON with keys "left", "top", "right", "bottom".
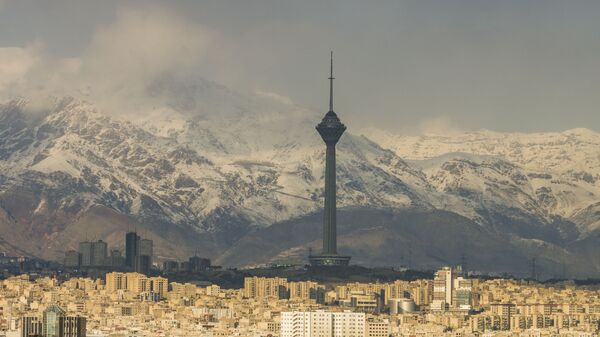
{"left": 1, "top": 0, "right": 599, "bottom": 133}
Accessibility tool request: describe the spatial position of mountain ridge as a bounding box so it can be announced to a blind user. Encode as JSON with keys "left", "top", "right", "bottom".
{"left": 1, "top": 87, "right": 600, "bottom": 278}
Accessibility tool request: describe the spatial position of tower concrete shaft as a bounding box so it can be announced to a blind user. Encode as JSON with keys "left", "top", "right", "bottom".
{"left": 323, "top": 142, "right": 337, "bottom": 254}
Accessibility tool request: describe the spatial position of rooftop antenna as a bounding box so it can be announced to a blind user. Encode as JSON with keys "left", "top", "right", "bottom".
{"left": 329, "top": 51, "right": 334, "bottom": 112}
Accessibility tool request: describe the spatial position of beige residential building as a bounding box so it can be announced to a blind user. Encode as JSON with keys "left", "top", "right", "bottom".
{"left": 126, "top": 273, "right": 149, "bottom": 294}
{"left": 105, "top": 272, "right": 127, "bottom": 292}
{"left": 281, "top": 311, "right": 368, "bottom": 337}
{"left": 244, "top": 277, "right": 288, "bottom": 299}
{"left": 149, "top": 277, "right": 168, "bottom": 299}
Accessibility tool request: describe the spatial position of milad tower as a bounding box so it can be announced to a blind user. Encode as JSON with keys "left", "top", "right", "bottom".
{"left": 309, "top": 52, "right": 351, "bottom": 267}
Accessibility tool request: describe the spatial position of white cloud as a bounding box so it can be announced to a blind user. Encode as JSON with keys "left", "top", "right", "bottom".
{"left": 255, "top": 90, "right": 294, "bottom": 105}
{"left": 0, "top": 5, "right": 216, "bottom": 118}
{"left": 75, "top": 6, "right": 215, "bottom": 117}
{"left": 0, "top": 45, "right": 40, "bottom": 94}
{"left": 418, "top": 116, "right": 463, "bottom": 136}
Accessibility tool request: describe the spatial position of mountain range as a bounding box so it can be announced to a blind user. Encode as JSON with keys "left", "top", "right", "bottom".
{"left": 1, "top": 79, "right": 600, "bottom": 279}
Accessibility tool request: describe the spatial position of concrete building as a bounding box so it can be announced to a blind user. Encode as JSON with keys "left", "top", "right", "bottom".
{"left": 187, "top": 256, "right": 211, "bottom": 271}
{"left": 138, "top": 238, "right": 153, "bottom": 272}
{"left": 60, "top": 316, "right": 86, "bottom": 337}
{"left": 125, "top": 232, "right": 138, "bottom": 269}
{"left": 30, "top": 304, "right": 87, "bottom": 337}
{"left": 76, "top": 240, "right": 107, "bottom": 268}
{"left": 150, "top": 276, "right": 168, "bottom": 299}
{"left": 366, "top": 317, "right": 390, "bottom": 337}
{"left": 90, "top": 240, "right": 107, "bottom": 267}
{"left": 109, "top": 249, "right": 125, "bottom": 268}
{"left": 288, "top": 281, "right": 325, "bottom": 302}
{"left": 126, "top": 273, "right": 149, "bottom": 294}
{"left": 432, "top": 267, "right": 453, "bottom": 311}
{"left": 43, "top": 304, "right": 65, "bottom": 337}
{"left": 281, "top": 311, "right": 367, "bottom": 337}
{"left": 105, "top": 272, "right": 127, "bottom": 292}
{"left": 63, "top": 250, "right": 80, "bottom": 268}
{"left": 309, "top": 52, "right": 351, "bottom": 267}
{"left": 21, "top": 316, "right": 42, "bottom": 337}
{"left": 244, "top": 277, "right": 288, "bottom": 299}
{"left": 453, "top": 276, "right": 473, "bottom": 310}
{"left": 389, "top": 298, "right": 417, "bottom": 314}
{"left": 105, "top": 272, "right": 166, "bottom": 298}
{"left": 77, "top": 242, "right": 92, "bottom": 268}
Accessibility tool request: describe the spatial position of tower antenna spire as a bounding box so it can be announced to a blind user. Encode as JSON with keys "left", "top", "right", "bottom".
{"left": 329, "top": 51, "right": 334, "bottom": 112}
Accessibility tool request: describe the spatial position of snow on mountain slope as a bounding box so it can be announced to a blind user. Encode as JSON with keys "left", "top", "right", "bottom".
{"left": 0, "top": 86, "right": 440, "bottom": 259}
{"left": 2, "top": 76, "right": 600, "bottom": 270}
{"left": 361, "top": 127, "right": 600, "bottom": 235}
{"left": 362, "top": 127, "right": 600, "bottom": 172}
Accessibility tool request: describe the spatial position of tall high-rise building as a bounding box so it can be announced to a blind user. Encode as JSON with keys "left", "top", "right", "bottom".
{"left": 125, "top": 232, "right": 138, "bottom": 269}
{"left": 432, "top": 266, "right": 453, "bottom": 311}
{"left": 78, "top": 240, "right": 108, "bottom": 267}
{"left": 125, "top": 232, "right": 153, "bottom": 274}
{"left": 453, "top": 276, "right": 473, "bottom": 310}
{"left": 22, "top": 310, "right": 85, "bottom": 337}
{"left": 431, "top": 266, "right": 474, "bottom": 311}
{"left": 110, "top": 249, "right": 125, "bottom": 267}
{"left": 77, "top": 242, "right": 92, "bottom": 267}
{"left": 309, "top": 52, "right": 351, "bottom": 267}
{"left": 91, "top": 240, "right": 107, "bottom": 267}
{"left": 137, "top": 238, "right": 153, "bottom": 274}
{"left": 64, "top": 250, "right": 80, "bottom": 268}
{"left": 188, "top": 256, "right": 211, "bottom": 272}
{"left": 139, "top": 239, "right": 152, "bottom": 259}
{"left": 43, "top": 304, "right": 65, "bottom": 337}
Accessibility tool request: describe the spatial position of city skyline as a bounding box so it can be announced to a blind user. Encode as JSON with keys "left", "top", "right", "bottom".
{"left": 3, "top": 267, "right": 600, "bottom": 336}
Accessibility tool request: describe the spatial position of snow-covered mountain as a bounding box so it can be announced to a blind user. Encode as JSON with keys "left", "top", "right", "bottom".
{"left": 360, "top": 128, "right": 600, "bottom": 236}
{"left": 1, "top": 80, "right": 600, "bottom": 277}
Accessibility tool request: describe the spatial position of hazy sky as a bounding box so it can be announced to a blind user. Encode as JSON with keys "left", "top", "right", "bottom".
{"left": 1, "top": 0, "right": 599, "bottom": 133}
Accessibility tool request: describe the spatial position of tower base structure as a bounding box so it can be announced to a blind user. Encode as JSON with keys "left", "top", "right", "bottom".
{"left": 309, "top": 254, "right": 351, "bottom": 267}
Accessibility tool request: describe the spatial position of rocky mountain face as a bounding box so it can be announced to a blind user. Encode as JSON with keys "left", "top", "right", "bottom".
{"left": 1, "top": 82, "right": 600, "bottom": 278}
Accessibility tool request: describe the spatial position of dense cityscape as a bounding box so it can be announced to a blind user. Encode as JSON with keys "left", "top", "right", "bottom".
{"left": 1, "top": 268, "right": 600, "bottom": 337}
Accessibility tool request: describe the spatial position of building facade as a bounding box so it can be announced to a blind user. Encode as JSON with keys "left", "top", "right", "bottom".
{"left": 281, "top": 311, "right": 368, "bottom": 337}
